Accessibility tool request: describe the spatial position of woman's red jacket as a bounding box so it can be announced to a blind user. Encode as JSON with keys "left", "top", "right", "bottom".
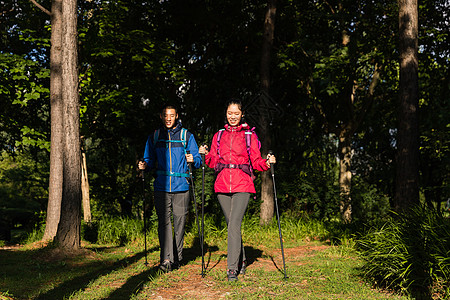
{"left": 205, "top": 123, "right": 269, "bottom": 194}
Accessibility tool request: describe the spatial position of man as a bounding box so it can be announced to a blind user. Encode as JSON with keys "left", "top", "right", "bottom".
{"left": 139, "top": 104, "right": 201, "bottom": 272}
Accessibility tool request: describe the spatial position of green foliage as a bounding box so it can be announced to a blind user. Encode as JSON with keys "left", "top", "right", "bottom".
{"left": 75, "top": 0, "right": 191, "bottom": 220}
{"left": 0, "top": 2, "right": 51, "bottom": 152}
{"left": 351, "top": 176, "right": 391, "bottom": 227}
{"left": 0, "top": 0, "right": 448, "bottom": 236}
{"left": 0, "top": 151, "right": 48, "bottom": 236}
{"left": 418, "top": 53, "right": 450, "bottom": 208}
{"left": 82, "top": 217, "right": 150, "bottom": 246}
{"left": 357, "top": 206, "right": 450, "bottom": 298}
{"left": 77, "top": 213, "right": 341, "bottom": 253}
{"left": 191, "top": 165, "right": 221, "bottom": 220}
{"left": 247, "top": 216, "right": 331, "bottom": 246}
{"left": 277, "top": 136, "right": 341, "bottom": 221}
{"left": 282, "top": 173, "right": 340, "bottom": 221}
{"left": 23, "top": 223, "right": 45, "bottom": 244}
{"left": 0, "top": 53, "right": 50, "bottom": 152}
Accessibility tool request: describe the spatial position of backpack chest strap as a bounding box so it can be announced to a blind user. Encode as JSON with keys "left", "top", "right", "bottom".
{"left": 154, "top": 128, "right": 188, "bottom": 154}
{"left": 156, "top": 170, "right": 190, "bottom": 177}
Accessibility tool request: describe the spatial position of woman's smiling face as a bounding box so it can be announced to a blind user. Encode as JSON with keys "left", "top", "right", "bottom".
{"left": 226, "top": 104, "right": 242, "bottom": 126}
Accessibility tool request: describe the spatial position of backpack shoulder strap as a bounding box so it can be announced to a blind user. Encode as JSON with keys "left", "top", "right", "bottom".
{"left": 153, "top": 129, "right": 160, "bottom": 147}
{"left": 216, "top": 129, "right": 225, "bottom": 158}
{"left": 245, "top": 127, "right": 260, "bottom": 170}
{"left": 244, "top": 130, "right": 252, "bottom": 158}
{"left": 181, "top": 128, "right": 187, "bottom": 149}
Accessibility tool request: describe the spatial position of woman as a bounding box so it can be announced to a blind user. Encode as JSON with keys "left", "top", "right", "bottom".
{"left": 199, "top": 99, "right": 276, "bottom": 282}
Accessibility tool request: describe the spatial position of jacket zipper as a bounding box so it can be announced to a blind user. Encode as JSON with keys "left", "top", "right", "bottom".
{"left": 168, "top": 131, "right": 172, "bottom": 192}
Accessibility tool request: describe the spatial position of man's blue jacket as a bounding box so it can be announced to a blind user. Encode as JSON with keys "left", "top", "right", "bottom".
{"left": 143, "top": 121, "right": 201, "bottom": 192}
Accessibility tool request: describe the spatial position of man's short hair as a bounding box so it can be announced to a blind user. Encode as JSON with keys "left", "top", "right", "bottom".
{"left": 161, "top": 104, "right": 178, "bottom": 115}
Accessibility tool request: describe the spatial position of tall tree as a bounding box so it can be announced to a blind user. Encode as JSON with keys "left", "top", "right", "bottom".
{"left": 54, "top": 0, "right": 81, "bottom": 249}
{"left": 31, "top": 0, "right": 81, "bottom": 247}
{"left": 395, "top": 0, "right": 420, "bottom": 211}
{"left": 259, "top": 0, "right": 277, "bottom": 225}
{"left": 42, "top": 0, "right": 63, "bottom": 241}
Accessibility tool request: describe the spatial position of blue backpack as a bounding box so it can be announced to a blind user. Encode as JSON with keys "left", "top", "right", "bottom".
{"left": 152, "top": 128, "right": 190, "bottom": 177}
{"left": 153, "top": 128, "right": 188, "bottom": 152}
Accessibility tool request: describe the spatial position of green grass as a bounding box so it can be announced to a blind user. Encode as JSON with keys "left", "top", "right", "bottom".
{"left": 357, "top": 206, "right": 450, "bottom": 299}
{"left": 0, "top": 216, "right": 409, "bottom": 300}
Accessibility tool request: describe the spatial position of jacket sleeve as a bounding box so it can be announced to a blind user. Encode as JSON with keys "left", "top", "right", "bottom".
{"left": 143, "top": 134, "right": 156, "bottom": 171}
{"left": 249, "top": 133, "right": 269, "bottom": 172}
{"left": 205, "top": 131, "right": 219, "bottom": 169}
{"left": 187, "top": 133, "right": 202, "bottom": 169}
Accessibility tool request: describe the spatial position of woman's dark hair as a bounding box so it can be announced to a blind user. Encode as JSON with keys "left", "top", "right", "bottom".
{"left": 225, "top": 98, "right": 244, "bottom": 112}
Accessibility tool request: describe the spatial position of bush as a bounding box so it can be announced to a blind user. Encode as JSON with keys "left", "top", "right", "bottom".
{"left": 23, "top": 226, "right": 44, "bottom": 244}
{"left": 281, "top": 172, "right": 340, "bottom": 221}
{"left": 357, "top": 206, "right": 450, "bottom": 299}
{"left": 351, "top": 177, "right": 391, "bottom": 227}
{"left": 82, "top": 217, "right": 147, "bottom": 246}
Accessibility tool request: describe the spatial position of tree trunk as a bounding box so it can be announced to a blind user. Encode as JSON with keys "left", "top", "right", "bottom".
{"left": 259, "top": 117, "right": 274, "bottom": 225}
{"left": 55, "top": 0, "right": 81, "bottom": 249}
{"left": 81, "top": 151, "right": 91, "bottom": 223}
{"left": 42, "top": 0, "right": 63, "bottom": 242}
{"left": 338, "top": 133, "right": 352, "bottom": 223}
{"left": 395, "top": 0, "right": 420, "bottom": 211}
{"left": 259, "top": 0, "right": 277, "bottom": 226}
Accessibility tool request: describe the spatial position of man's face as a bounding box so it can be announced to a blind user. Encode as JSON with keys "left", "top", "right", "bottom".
{"left": 161, "top": 108, "right": 178, "bottom": 129}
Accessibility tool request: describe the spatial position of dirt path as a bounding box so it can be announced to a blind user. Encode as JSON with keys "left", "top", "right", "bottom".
{"left": 148, "top": 244, "right": 330, "bottom": 299}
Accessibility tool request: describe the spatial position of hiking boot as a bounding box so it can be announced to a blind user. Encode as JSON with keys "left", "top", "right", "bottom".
{"left": 239, "top": 261, "right": 246, "bottom": 275}
{"left": 172, "top": 261, "right": 181, "bottom": 270}
{"left": 227, "top": 269, "right": 238, "bottom": 282}
{"left": 159, "top": 260, "right": 171, "bottom": 272}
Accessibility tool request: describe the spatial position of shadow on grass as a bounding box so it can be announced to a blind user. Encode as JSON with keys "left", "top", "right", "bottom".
{"left": 34, "top": 245, "right": 159, "bottom": 300}
{"left": 204, "top": 252, "right": 226, "bottom": 274}
{"left": 193, "top": 245, "right": 263, "bottom": 276}
{"left": 105, "top": 264, "right": 162, "bottom": 300}
{"left": 107, "top": 244, "right": 265, "bottom": 298}
{"left": 269, "top": 255, "right": 288, "bottom": 279}
{"left": 1, "top": 242, "right": 265, "bottom": 299}
{"left": 106, "top": 242, "right": 221, "bottom": 298}
{"left": 178, "top": 240, "right": 220, "bottom": 275}
{"left": 244, "top": 246, "right": 263, "bottom": 268}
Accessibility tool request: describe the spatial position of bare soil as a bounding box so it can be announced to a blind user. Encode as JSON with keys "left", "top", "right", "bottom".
{"left": 147, "top": 244, "right": 330, "bottom": 299}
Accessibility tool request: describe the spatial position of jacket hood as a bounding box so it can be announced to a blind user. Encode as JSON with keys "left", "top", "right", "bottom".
{"left": 224, "top": 122, "right": 250, "bottom": 132}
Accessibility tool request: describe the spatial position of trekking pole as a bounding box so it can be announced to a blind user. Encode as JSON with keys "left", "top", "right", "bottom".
{"left": 140, "top": 160, "right": 148, "bottom": 266}
{"left": 186, "top": 151, "right": 202, "bottom": 268}
{"left": 268, "top": 151, "right": 287, "bottom": 279}
{"left": 200, "top": 145, "right": 206, "bottom": 277}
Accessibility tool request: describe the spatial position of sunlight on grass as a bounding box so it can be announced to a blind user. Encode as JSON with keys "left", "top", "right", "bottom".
{"left": 0, "top": 216, "right": 410, "bottom": 300}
